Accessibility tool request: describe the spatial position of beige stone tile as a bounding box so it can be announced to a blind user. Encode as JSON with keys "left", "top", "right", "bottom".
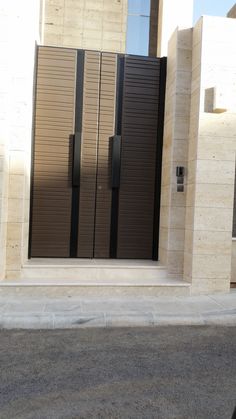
{"left": 193, "top": 18, "right": 203, "bottom": 47}
{"left": 185, "top": 205, "right": 195, "bottom": 230}
{"left": 22, "top": 222, "right": 29, "bottom": 248}
{"left": 162, "top": 136, "right": 172, "bottom": 165}
{"left": 174, "top": 116, "right": 190, "bottom": 139}
{"left": 159, "top": 206, "right": 170, "bottom": 229}
{"left": 7, "top": 199, "right": 24, "bottom": 223}
{"left": 199, "top": 113, "right": 236, "bottom": 138}
{"left": 83, "top": 38, "right": 102, "bottom": 50}
{"left": 168, "top": 228, "right": 185, "bottom": 251}
{"left": 83, "top": 19, "right": 103, "bottom": 31}
{"left": 24, "top": 199, "right": 30, "bottom": 223}
{"left": 177, "top": 28, "right": 193, "bottom": 50}
{"left": 192, "top": 254, "right": 231, "bottom": 279}
{"left": 103, "top": 31, "right": 123, "bottom": 42}
{"left": 176, "top": 48, "right": 192, "bottom": 73}
{"left": 163, "top": 120, "right": 173, "bottom": 142}
{"left": 159, "top": 227, "right": 168, "bottom": 251}
{"left": 183, "top": 250, "right": 193, "bottom": 280}
{"left": 173, "top": 139, "right": 188, "bottom": 161}
{"left": 159, "top": 247, "right": 167, "bottom": 266}
{"left": 175, "top": 93, "right": 191, "bottom": 117}
{"left": 7, "top": 223, "right": 22, "bottom": 242}
{"left": 184, "top": 229, "right": 194, "bottom": 254}
{"left": 191, "top": 278, "right": 230, "bottom": 295}
{"left": 198, "top": 135, "right": 236, "bottom": 161}
{"left": 186, "top": 160, "right": 197, "bottom": 185}
{"left": 160, "top": 185, "right": 170, "bottom": 207}
{"left": 103, "top": 21, "right": 124, "bottom": 32}
{"left": 167, "top": 250, "right": 184, "bottom": 275}
{"left": 161, "top": 163, "right": 171, "bottom": 187}
{"left": 176, "top": 72, "right": 192, "bottom": 95}
{"left": 45, "top": 3, "right": 64, "bottom": 17}
{"left": 190, "top": 89, "right": 201, "bottom": 120}
{"left": 196, "top": 160, "right": 235, "bottom": 185}
{"left": 193, "top": 230, "right": 232, "bottom": 255}
{"left": 102, "top": 40, "right": 122, "bottom": 53}
{"left": 0, "top": 198, "right": 8, "bottom": 224}
{"left": 194, "top": 207, "right": 233, "bottom": 232}
{"left": 8, "top": 175, "right": 25, "bottom": 199}
{"left": 6, "top": 240, "right": 21, "bottom": 270}
{"left": 62, "top": 36, "right": 83, "bottom": 49}
{"left": 192, "top": 40, "right": 202, "bottom": 69}
{"left": 5, "top": 270, "right": 21, "bottom": 280}
{"left": 170, "top": 206, "right": 186, "bottom": 229}
{"left": 170, "top": 185, "right": 187, "bottom": 208}
{"left": 191, "top": 65, "right": 201, "bottom": 93}
{"left": 187, "top": 135, "right": 197, "bottom": 161}
{"left": 44, "top": 33, "right": 64, "bottom": 46}
{"left": 195, "top": 183, "right": 234, "bottom": 209}
{"left": 9, "top": 151, "right": 25, "bottom": 175}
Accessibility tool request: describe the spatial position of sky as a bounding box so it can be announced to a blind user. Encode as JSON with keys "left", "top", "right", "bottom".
{"left": 126, "top": 0, "right": 236, "bottom": 55}
{"left": 193, "top": 0, "right": 236, "bottom": 23}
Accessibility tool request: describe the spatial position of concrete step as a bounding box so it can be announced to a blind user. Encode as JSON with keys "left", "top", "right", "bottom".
{"left": 2, "top": 259, "right": 190, "bottom": 297}
{"left": 18, "top": 259, "right": 170, "bottom": 281}
{"left": 0, "top": 283, "right": 190, "bottom": 297}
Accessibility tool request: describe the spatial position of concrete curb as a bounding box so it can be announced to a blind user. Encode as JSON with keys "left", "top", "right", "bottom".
{"left": 1, "top": 312, "right": 236, "bottom": 329}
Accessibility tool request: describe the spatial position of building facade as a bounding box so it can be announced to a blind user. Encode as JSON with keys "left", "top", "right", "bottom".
{"left": 0, "top": 0, "right": 236, "bottom": 295}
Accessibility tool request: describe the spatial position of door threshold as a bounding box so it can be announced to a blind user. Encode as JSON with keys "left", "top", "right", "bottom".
{"left": 24, "top": 258, "right": 163, "bottom": 269}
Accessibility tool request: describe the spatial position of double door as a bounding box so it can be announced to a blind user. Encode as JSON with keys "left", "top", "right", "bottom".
{"left": 29, "top": 46, "right": 166, "bottom": 259}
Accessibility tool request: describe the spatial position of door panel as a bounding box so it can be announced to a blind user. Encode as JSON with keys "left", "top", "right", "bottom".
{"left": 30, "top": 46, "right": 76, "bottom": 257}
{"left": 77, "top": 51, "right": 100, "bottom": 257}
{"left": 94, "top": 53, "right": 117, "bottom": 258}
{"left": 117, "top": 56, "right": 161, "bottom": 259}
{"left": 30, "top": 48, "right": 164, "bottom": 260}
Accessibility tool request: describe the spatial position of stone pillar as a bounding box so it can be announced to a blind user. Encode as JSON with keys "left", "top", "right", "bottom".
{"left": 0, "top": 0, "right": 41, "bottom": 279}
{"left": 159, "top": 28, "right": 192, "bottom": 276}
{"left": 184, "top": 16, "right": 236, "bottom": 294}
{"left": 227, "top": 4, "right": 236, "bottom": 18}
{"left": 157, "top": 0, "right": 194, "bottom": 56}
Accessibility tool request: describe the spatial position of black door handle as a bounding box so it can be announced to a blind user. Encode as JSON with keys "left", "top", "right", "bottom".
{"left": 111, "top": 135, "right": 121, "bottom": 188}
{"left": 72, "top": 132, "right": 81, "bottom": 187}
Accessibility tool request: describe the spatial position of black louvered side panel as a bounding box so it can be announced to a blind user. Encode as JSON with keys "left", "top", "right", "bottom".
{"left": 117, "top": 56, "right": 161, "bottom": 259}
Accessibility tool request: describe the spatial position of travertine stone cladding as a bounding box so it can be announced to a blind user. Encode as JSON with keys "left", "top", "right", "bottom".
{"left": 227, "top": 4, "right": 236, "bottom": 18}
{"left": 0, "top": 0, "right": 41, "bottom": 279}
{"left": 42, "top": 0, "right": 128, "bottom": 52}
{"left": 184, "top": 16, "right": 236, "bottom": 294}
{"left": 159, "top": 27, "right": 192, "bottom": 277}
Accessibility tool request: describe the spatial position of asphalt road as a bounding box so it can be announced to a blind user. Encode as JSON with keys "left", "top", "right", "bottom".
{"left": 0, "top": 327, "right": 236, "bottom": 419}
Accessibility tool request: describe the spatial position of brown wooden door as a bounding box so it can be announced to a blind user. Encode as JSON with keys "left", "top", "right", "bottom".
{"left": 30, "top": 47, "right": 165, "bottom": 260}
{"left": 30, "top": 46, "right": 77, "bottom": 257}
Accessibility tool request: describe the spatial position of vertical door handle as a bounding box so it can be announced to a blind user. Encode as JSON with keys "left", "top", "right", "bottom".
{"left": 72, "top": 132, "right": 81, "bottom": 187}
{"left": 111, "top": 135, "right": 121, "bottom": 188}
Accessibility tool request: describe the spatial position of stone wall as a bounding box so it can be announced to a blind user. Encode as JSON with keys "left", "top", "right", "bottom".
{"left": 41, "top": 0, "right": 128, "bottom": 52}
{"left": 159, "top": 28, "right": 192, "bottom": 277}
{"left": 0, "top": 0, "right": 41, "bottom": 279}
{"left": 184, "top": 16, "right": 236, "bottom": 294}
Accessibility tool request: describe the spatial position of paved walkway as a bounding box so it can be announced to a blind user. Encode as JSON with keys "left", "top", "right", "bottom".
{"left": 0, "top": 290, "right": 236, "bottom": 328}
